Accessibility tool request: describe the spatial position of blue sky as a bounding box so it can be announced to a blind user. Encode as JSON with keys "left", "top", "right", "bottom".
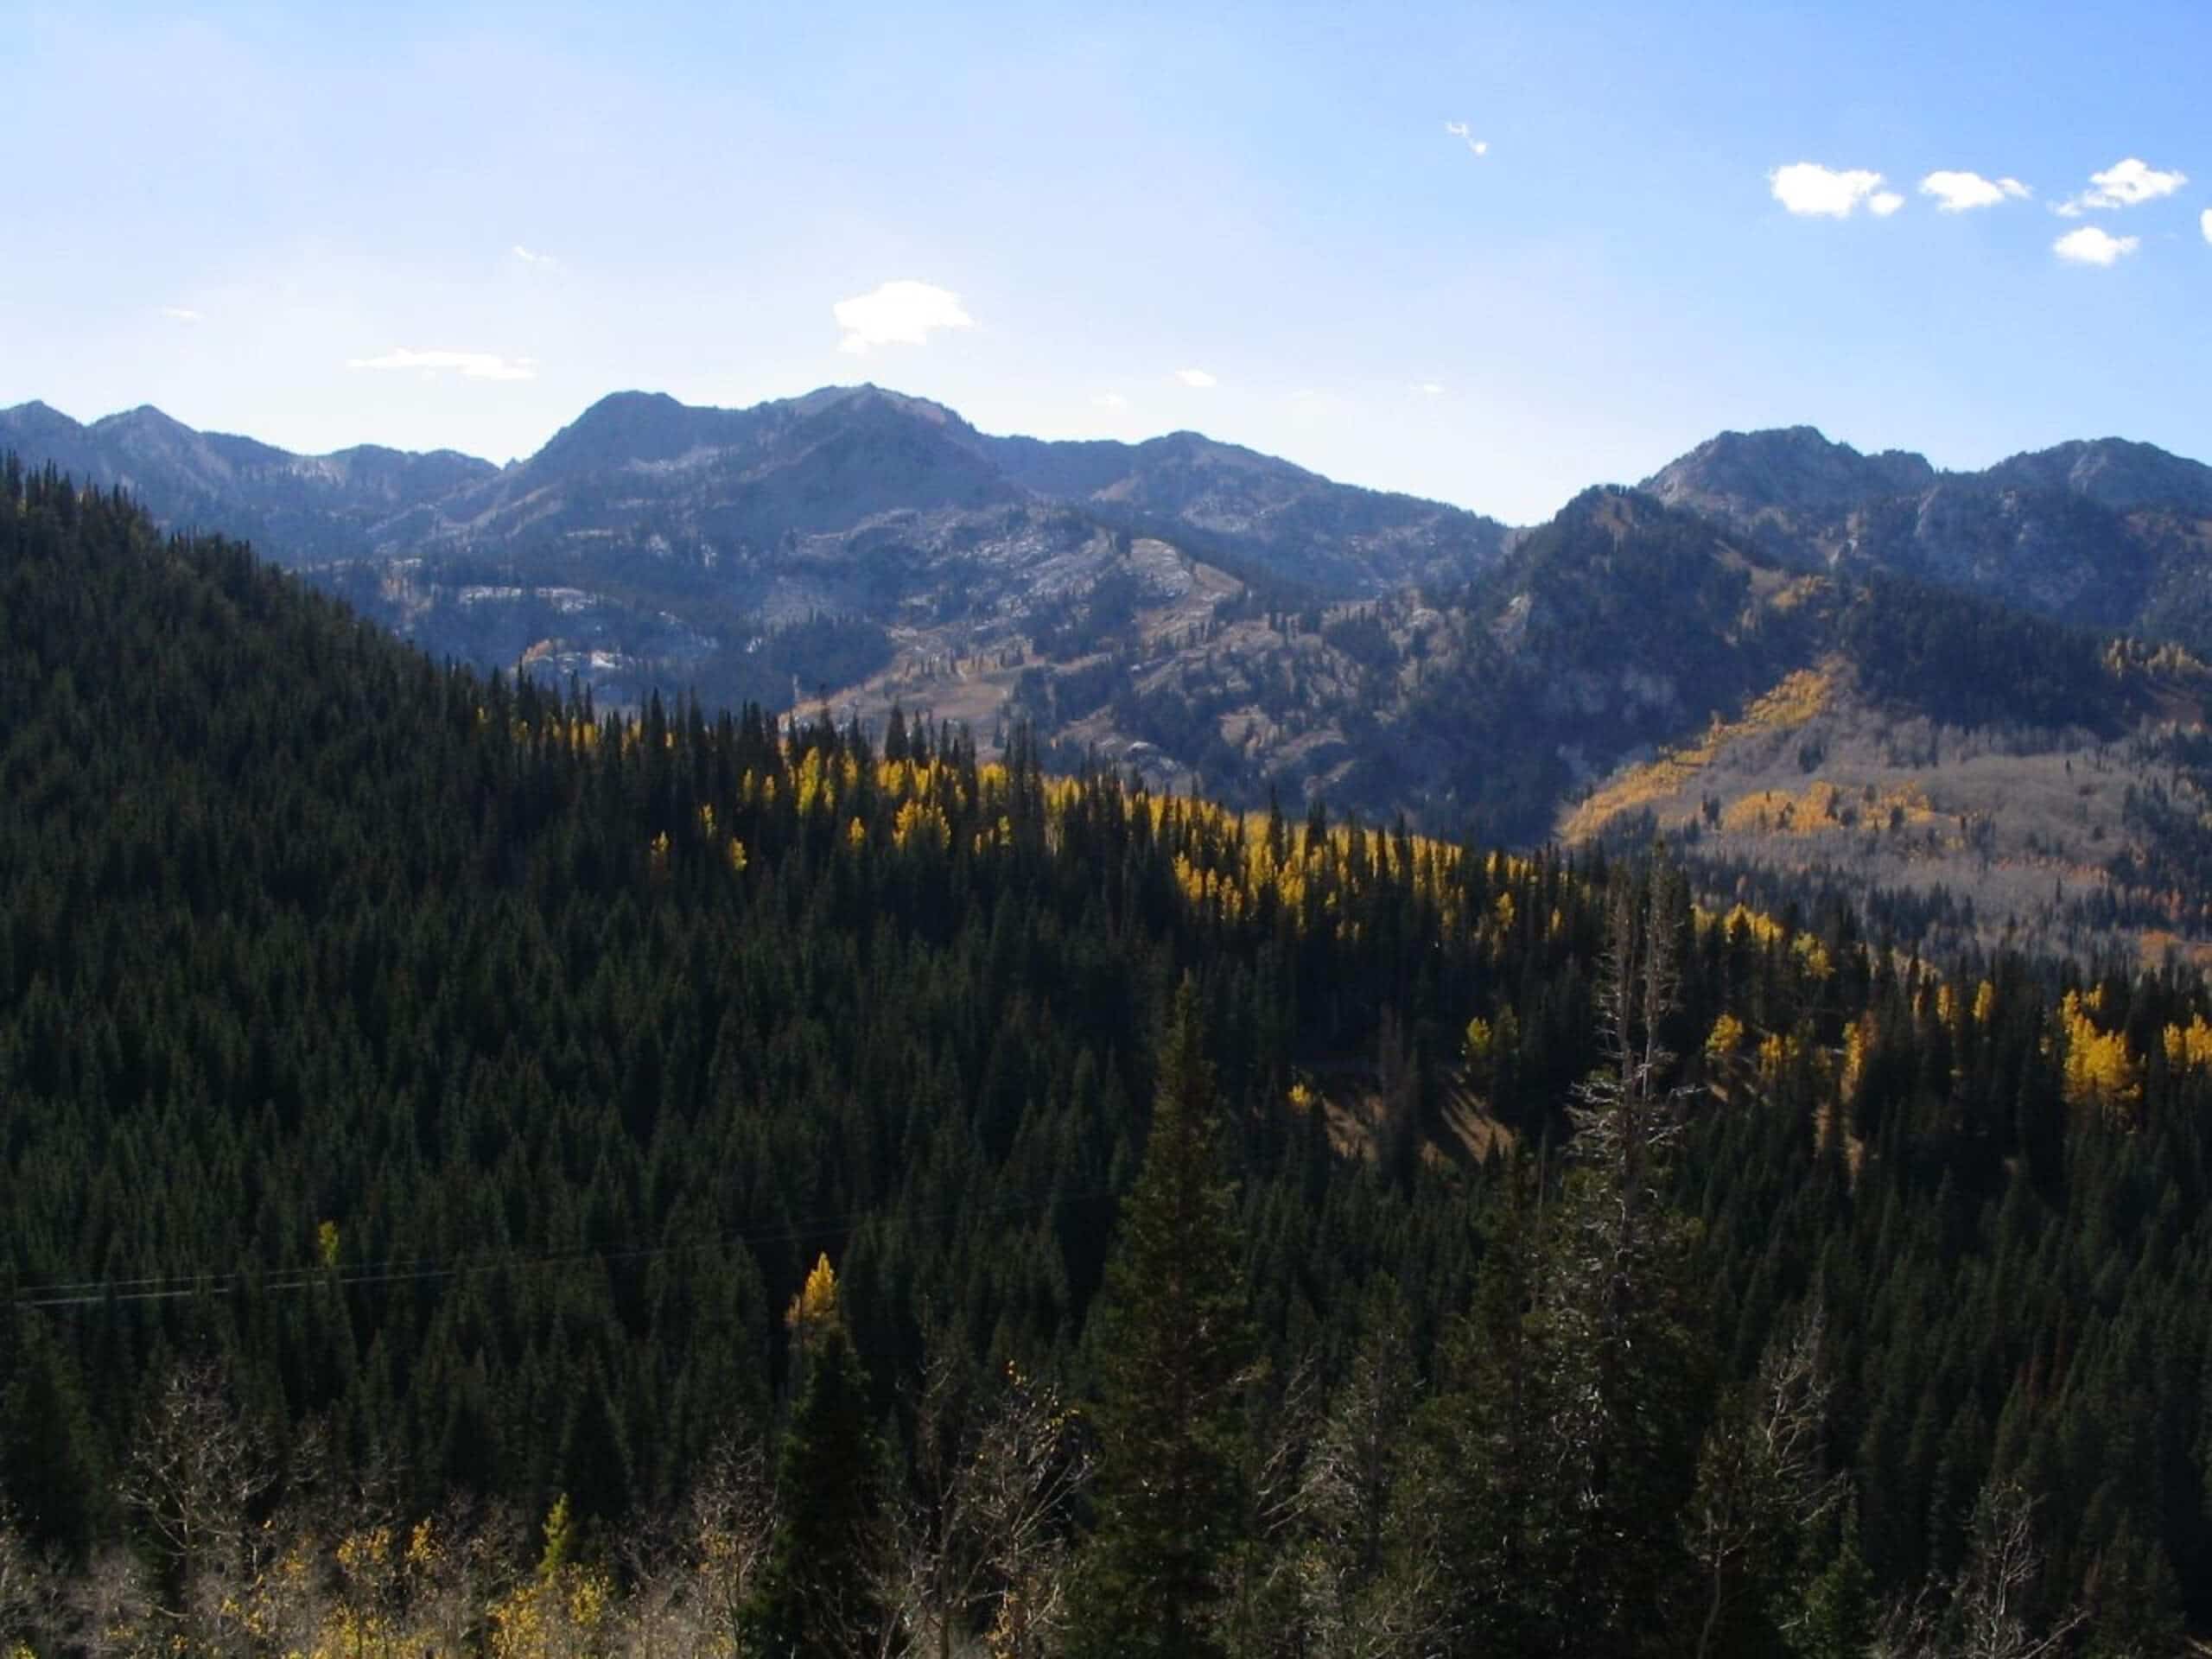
{"left": 3, "top": 1, "right": 2205, "bottom": 523}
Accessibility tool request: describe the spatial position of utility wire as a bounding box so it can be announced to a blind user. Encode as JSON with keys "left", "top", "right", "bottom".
{"left": 10, "top": 1185, "right": 1122, "bottom": 1312}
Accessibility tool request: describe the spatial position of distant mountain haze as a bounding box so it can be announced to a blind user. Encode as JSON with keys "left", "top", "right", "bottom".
{"left": 10, "top": 388, "right": 2212, "bottom": 958}
{"left": 0, "top": 385, "right": 1520, "bottom": 741}
{"left": 0, "top": 385, "right": 1508, "bottom": 590}
{"left": 6, "top": 388, "right": 2210, "bottom": 837}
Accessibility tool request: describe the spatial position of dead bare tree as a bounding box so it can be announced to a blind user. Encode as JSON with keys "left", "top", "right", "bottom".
{"left": 115, "top": 1359, "right": 277, "bottom": 1655}
{"left": 1541, "top": 873, "right": 1707, "bottom": 1652}
{"left": 118, "top": 1362, "right": 274, "bottom": 1575}
{"left": 62, "top": 1547, "right": 157, "bottom": 1659}
{"left": 1686, "top": 1302, "right": 1848, "bottom": 1659}
{"left": 1223, "top": 1351, "right": 1323, "bottom": 1659}
{"left": 1952, "top": 1484, "right": 2087, "bottom": 1659}
{"left": 410, "top": 1498, "right": 526, "bottom": 1659}
{"left": 614, "top": 1512, "right": 690, "bottom": 1659}
{"left": 683, "top": 1431, "right": 777, "bottom": 1658}
{"left": 0, "top": 1497, "right": 60, "bottom": 1655}
{"left": 882, "top": 1354, "right": 1091, "bottom": 1659}
{"left": 1872, "top": 1480, "right": 2086, "bottom": 1659}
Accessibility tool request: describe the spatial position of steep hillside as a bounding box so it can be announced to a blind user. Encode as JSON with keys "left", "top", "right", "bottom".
{"left": 1642, "top": 425, "right": 1936, "bottom": 523}
{"left": 0, "top": 389, "right": 1510, "bottom": 720}
{"left": 10, "top": 396, "right": 2212, "bottom": 964}
{"left": 998, "top": 487, "right": 1831, "bottom": 840}
{"left": 7, "top": 461, "right": 2212, "bottom": 1651}
{"left": 1557, "top": 569, "right": 2212, "bottom": 961}
{"left": 983, "top": 426, "right": 1505, "bottom": 592}
{"left": 1642, "top": 426, "right": 2212, "bottom": 649}
{"left": 981, "top": 480, "right": 2212, "bottom": 961}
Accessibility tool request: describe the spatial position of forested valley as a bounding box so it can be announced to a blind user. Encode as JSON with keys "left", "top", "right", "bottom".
{"left": 6, "top": 461, "right": 2212, "bottom": 1657}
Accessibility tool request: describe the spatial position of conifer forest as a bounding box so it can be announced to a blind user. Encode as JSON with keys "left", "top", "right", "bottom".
{"left": 7, "top": 461, "right": 2212, "bottom": 1659}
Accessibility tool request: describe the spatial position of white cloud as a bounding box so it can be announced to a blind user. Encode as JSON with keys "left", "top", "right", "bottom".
{"left": 159, "top": 305, "right": 201, "bottom": 323}
{"left": 1412, "top": 382, "right": 1446, "bottom": 396}
{"left": 1770, "top": 162, "right": 1895, "bottom": 218}
{"left": 512, "top": 244, "right": 562, "bottom": 269}
{"left": 1174, "top": 368, "right": 1217, "bottom": 388}
{"left": 2200, "top": 207, "right": 2212, "bottom": 245}
{"left": 2056, "top": 157, "right": 2189, "bottom": 217}
{"left": 1444, "top": 120, "right": 1488, "bottom": 157}
{"left": 832, "top": 280, "right": 975, "bottom": 354}
{"left": 1091, "top": 392, "right": 1128, "bottom": 410}
{"left": 1919, "top": 170, "right": 2031, "bottom": 212}
{"left": 2052, "top": 226, "right": 2141, "bottom": 267}
{"left": 346, "top": 348, "right": 538, "bottom": 381}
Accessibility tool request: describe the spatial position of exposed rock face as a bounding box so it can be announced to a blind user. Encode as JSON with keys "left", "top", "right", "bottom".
{"left": 0, "top": 387, "right": 1508, "bottom": 596}
{"left": 1638, "top": 425, "right": 2212, "bottom": 646}
{"left": 0, "top": 387, "right": 1513, "bottom": 725}
{"left": 983, "top": 428, "right": 1503, "bottom": 593}
{"left": 1980, "top": 437, "right": 2212, "bottom": 514}
{"left": 6, "top": 394, "right": 2210, "bottom": 858}
{"left": 1642, "top": 426, "right": 1936, "bottom": 520}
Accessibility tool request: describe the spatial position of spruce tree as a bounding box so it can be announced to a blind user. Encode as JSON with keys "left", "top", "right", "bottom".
{"left": 0, "top": 1313, "right": 104, "bottom": 1554}
{"left": 742, "top": 1256, "right": 892, "bottom": 1659}
{"left": 1787, "top": 1510, "right": 1874, "bottom": 1659}
{"left": 1070, "top": 982, "right": 1253, "bottom": 1659}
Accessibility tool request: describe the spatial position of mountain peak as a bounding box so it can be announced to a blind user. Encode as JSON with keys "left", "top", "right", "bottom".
{"left": 95, "top": 402, "right": 182, "bottom": 425}
{"left": 531, "top": 390, "right": 743, "bottom": 476}
{"left": 0, "top": 400, "right": 85, "bottom": 443}
{"left": 1983, "top": 436, "right": 2212, "bottom": 513}
{"left": 816, "top": 382, "right": 963, "bottom": 422}
{"left": 1642, "top": 427, "right": 1936, "bottom": 518}
{"left": 89, "top": 404, "right": 209, "bottom": 446}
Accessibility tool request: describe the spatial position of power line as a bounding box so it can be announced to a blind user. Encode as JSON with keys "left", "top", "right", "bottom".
{"left": 10, "top": 1185, "right": 1122, "bottom": 1313}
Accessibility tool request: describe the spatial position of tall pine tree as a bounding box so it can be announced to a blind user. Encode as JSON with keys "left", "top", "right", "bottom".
{"left": 1071, "top": 982, "right": 1254, "bottom": 1659}
{"left": 742, "top": 1257, "right": 892, "bottom": 1659}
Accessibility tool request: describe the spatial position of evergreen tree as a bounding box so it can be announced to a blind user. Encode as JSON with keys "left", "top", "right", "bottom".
{"left": 0, "top": 1314, "right": 103, "bottom": 1554}
{"left": 1393, "top": 1166, "right": 1572, "bottom": 1657}
{"left": 1071, "top": 983, "right": 1254, "bottom": 1659}
{"left": 742, "top": 1257, "right": 892, "bottom": 1659}
{"left": 1787, "top": 1510, "right": 1874, "bottom": 1659}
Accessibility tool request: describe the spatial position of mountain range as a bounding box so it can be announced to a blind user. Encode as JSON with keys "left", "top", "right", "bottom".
{"left": 9, "top": 388, "right": 2212, "bottom": 959}
{"left": 1643, "top": 424, "right": 2212, "bottom": 642}
{"left": 12, "top": 391, "right": 2209, "bottom": 654}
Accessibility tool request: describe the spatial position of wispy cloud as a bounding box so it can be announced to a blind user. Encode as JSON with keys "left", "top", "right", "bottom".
{"left": 2055, "top": 157, "right": 2188, "bottom": 217}
{"left": 159, "top": 305, "right": 202, "bottom": 323}
{"left": 1444, "top": 120, "right": 1488, "bottom": 157}
{"left": 1092, "top": 392, "right": 1129, "bottom": 410}
{"left": 2202, "top": 207, "right": 2212, "bottom": 245}
{"left": 1174, "top": 368, "right": 1217, "bottom": 388}
{"left": 512, "top": 244, "right": 562, "bottom": 269}
{"left": 1412, "top": 382, "right": 1446, "bottom": 396}
{"left": 1919, "top": 170, "right": 2031, "bottom": 212}
{"left": 2052, "top": 226, "right": 2141, "bottom": 267}
{"left": 832, "top": 280, "right": 975, "bottom": 354}
{"left": 1770, "top": 162, "right": 1897, "bottom": 219}
{"left": 346, "top": 348, "right": 538, "bottom": 381}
